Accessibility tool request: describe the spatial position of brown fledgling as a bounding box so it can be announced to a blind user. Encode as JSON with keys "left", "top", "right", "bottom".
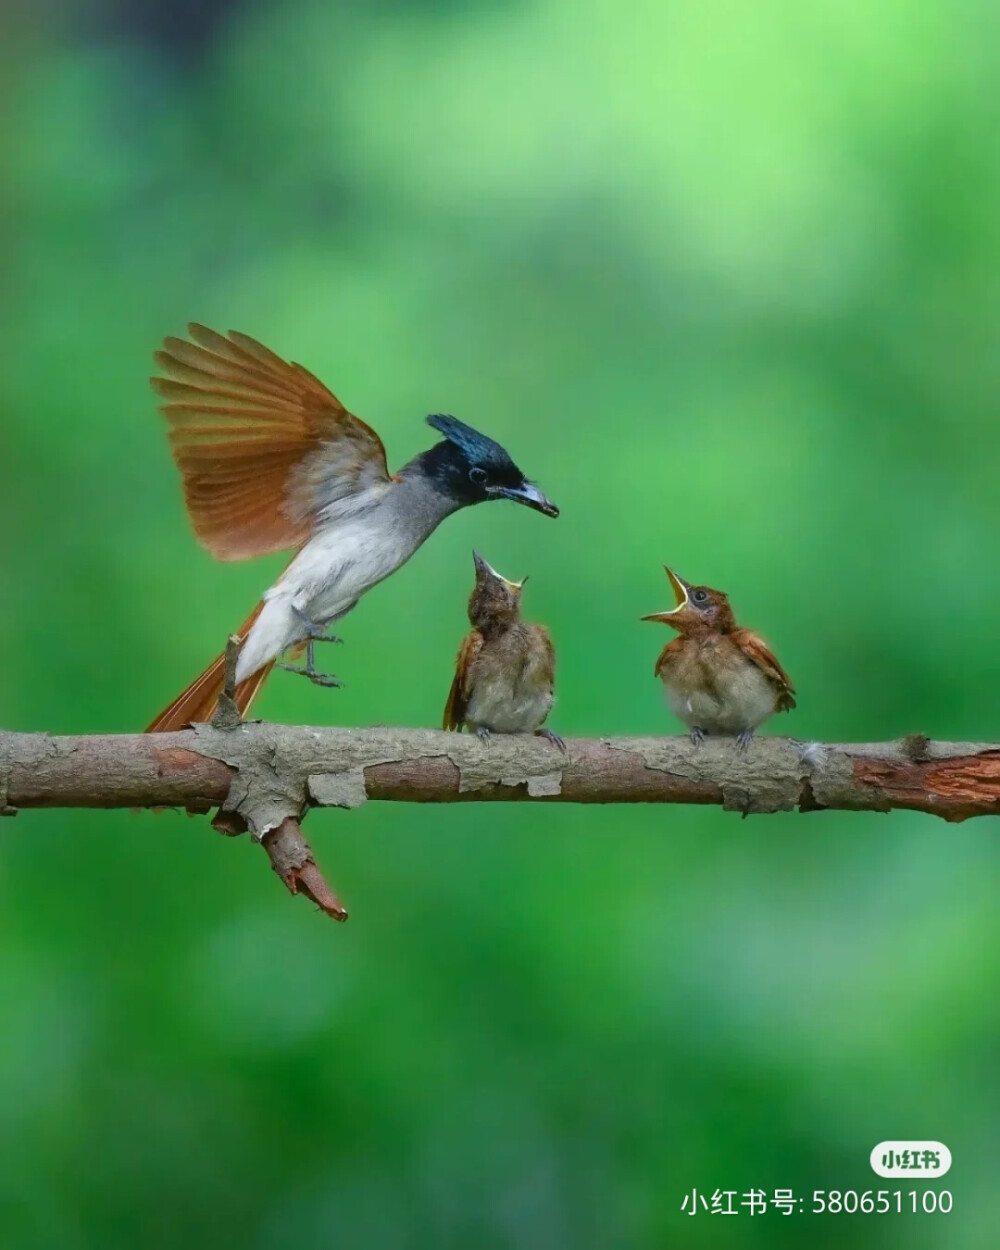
{"left": 642, "top": 567, "right": 795, "bottom": 750}
{"left": 443, "top": 552, "right": 563, "bottom": 748}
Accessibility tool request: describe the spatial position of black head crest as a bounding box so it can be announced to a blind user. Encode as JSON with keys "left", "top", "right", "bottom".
{"left": 419, "top": 413, "right": 558, "bottom": 516}
{"left": 426, "top": 414, "right": 513, "bottom": 468}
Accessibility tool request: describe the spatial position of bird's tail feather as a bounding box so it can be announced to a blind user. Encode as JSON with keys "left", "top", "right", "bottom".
{"left": 146, "top": 601, "right": 273, "bottom": 732}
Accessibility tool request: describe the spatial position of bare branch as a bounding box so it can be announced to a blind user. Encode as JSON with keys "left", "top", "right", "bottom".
{"left": 261, "top": 816, "right": 348, "bottom": 921}
{"left": 211, "top": 634, "right": 243, "bottom": 730}
{"left": 4, "top": 724, "right": 998, "bottom": 920}
{"left": 2, "top": 726, "right": 999, "bottom": 821}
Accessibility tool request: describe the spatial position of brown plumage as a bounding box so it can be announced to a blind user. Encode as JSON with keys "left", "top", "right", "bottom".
{"left": 642, "top": 567, "right": 795, "bottom": 749}
{"left": 146, "top": 323, "right": 392, "bottom": 729}
{"left": 443, "top": 552, "right": 562, "bottom": 747}
{"left": 152, "top": 322, "right": 391, "bottom": 562}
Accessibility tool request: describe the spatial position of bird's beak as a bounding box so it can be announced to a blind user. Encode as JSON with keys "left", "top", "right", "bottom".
{"left": 641, "top": 567, "right": 689, "bottom": 622}
{"left": 472, "top": 550, "right": 525, "bottom": 591}
{"left": 490, "top": 482, "right": 559, "bottom": 517}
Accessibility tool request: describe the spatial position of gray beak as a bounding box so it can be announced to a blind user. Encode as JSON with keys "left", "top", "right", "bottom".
{"left": 490, "top": 481, "right": 559, "bottom": 517}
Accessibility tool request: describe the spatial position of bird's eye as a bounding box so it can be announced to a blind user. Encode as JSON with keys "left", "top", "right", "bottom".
{"left": 468, "top": 466, "right": 487, "bottom": 485}
{"left": 692, "top": 589, "right": 708, "bottom": 604}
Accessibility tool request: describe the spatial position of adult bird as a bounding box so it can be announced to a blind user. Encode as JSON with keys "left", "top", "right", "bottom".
{"left": 642, "top": 567, "right": 795, "bottom": 749}
{"left": 146, "top": 325, "right": 558, "bottom": 731}
{"left": 443, "top": 551, "right": 562, "bottom": 747}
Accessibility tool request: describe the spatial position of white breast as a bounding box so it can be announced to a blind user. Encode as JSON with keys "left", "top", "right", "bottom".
{"left": 282, "top": 519, "right": 411, "bottom": 622}
{"left": 235, "top": 507, "right": 427, "bottom": 682}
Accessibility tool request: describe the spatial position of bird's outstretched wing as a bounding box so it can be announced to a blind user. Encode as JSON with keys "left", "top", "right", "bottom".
{"left": 152, "top": 324, "right": 391, "bottom": 560}
{"left": 443, "top": 631, "right": 484, "bottom": 731}
{"left": 731, "top": 629, "right": 797, "bottom": 712}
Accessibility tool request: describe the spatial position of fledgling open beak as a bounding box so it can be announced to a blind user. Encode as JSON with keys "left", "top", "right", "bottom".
{"left": 641, "top": 567, "right": 689, "bottom": 622}
{"left": 472, "top": 550, "right": 525, "bottom": 591}
{"left": 489, "top": 481, "right": 559, "bottom": 518}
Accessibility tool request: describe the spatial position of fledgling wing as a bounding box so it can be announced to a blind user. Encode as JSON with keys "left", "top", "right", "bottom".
{"left": 152, "top": 324, "right": 391, "bottom": 560}
{"left": 653, "top": 637, "right": 686, "bottom": 678}
{"left": 523, "top": 625, "right": 556, "bottom": 688}
{"left": 524, "top": 624, "right": 556, "bottom": 728}
{"left": 731, "top": 628, "right": 797, "bottom": 712}
{"left": 443, "top": 631, "right": 484, "bottom": 731}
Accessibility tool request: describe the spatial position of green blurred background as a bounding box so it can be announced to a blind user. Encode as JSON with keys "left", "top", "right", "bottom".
{"left": 2, "top": 0, "right": 998, "bottom": 1245}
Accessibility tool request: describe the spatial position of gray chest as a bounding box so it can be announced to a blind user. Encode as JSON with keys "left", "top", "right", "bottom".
{"left": 662, "top": 639, "right": 776, "bottom": 734}
{"left": 466, "top": 639, "right": 553, "bottom": 734}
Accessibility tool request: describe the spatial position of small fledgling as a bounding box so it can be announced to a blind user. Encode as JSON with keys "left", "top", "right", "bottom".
{"left": 642, "top": 567, "right": 795, "bottom": 750}
{"left": 443, "top": 552, "right": 563, "bottom": 748}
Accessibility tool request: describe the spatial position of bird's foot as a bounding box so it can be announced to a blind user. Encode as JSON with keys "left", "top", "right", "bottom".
{"left": 689, "top": 726, "right": 706, "bottom": 747}
{"left": 536, "top": 728, "right": 567, "bottom": 752}
{"left": 291, "top": 605, "right": 343, "bottom": 645}
{"left": 277, "top": 662, "right": 344, "bottom": 689}
{"left": 475, "top": 726, "right": 492, "bottom": 746}
{"left": 279, "top": 637, "right": 343, "bottom": 688}
{"left": 308, "top": 670, "right": 344, "bottom": 689}
{"left": 735, "top": 729, "right": 754, "bottom": 754}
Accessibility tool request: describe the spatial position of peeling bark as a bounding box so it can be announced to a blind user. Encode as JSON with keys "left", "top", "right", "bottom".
{"left": 3, "top": 726, "right": 998, "bottom": 920}
{"left": 2, "top": 726, "right": 999, "bottom": 821}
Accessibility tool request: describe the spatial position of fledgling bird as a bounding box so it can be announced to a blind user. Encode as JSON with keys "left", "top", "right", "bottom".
{"left": 443, "top": 551, "right": 563, "bottom": 747}
{"left": 642, "top": 567, "right": 795, "bottom": 749}
{"left": 145, "top": 325, "right": 558, "bottom": 731}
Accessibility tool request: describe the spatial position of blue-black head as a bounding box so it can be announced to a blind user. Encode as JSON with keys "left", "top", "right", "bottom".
{"left": 420, "top": 414, "right": 558, "bottom": 516}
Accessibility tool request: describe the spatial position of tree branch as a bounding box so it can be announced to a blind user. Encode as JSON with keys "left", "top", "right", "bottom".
{"left": 4, "top": 725, "right": 1000, "bottom": 817}
{"left": 260, "top": 816, "right": 349, "bottom": 922}
{"left": 3, "top": 725, "right": 998, "bottom": 918}
{"left": 211, "top": 633, "right": 243, "bottom": 731}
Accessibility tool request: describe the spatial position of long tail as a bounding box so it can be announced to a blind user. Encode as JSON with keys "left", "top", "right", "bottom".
{"left": 146, "top": 602, "right": 274, "bottom": 732}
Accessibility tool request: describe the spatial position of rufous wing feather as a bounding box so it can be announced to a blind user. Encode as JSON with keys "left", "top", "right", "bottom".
{"left": 653, "top": 637, "right": 685, "bottom": 678}
{"left": 443, "top": 631, "right": 483, "bottom": 731}
{"left": 146, "top": 601, "right": 274, "bottom": 732}
{"left": 525, "top": 625, "right": 556, "bottom": 689}
{"left": 731, "top": 628, "right": 796, "bottom": 712}
{"left": 152, "top": 324, "right": 391, "bottom": 560}
{"left": 526, "top": 625, "right": 557, "bottom": 729}
{"left": 536, "top": 626, "right": 556, "bottom": 682}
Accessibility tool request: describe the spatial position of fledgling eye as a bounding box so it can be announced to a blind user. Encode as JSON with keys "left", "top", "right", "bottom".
{"left": 468, "top": 466, "right": 488, "bottom": 485}
{"left": 691, "top": 589, "right": 708, "bottom": 603}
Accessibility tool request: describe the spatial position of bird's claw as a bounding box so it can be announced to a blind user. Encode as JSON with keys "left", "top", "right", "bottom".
{"left": 690, "top": 727, "right": 706, "bottom": 747}
{"left": 475, "top": 727, "right": 492, "bottom": 746}
{"left": 536, "top": 728, "right": 567, "bottom": 752}
{"left": 277, "top": 662, "right": 344, "bottom": 689}
{"left": 278, "top": 630, "right": 345, "bottom": 688}
{"left": 309, "top": 672, "right": 344, "bottom": 688}
{"left": 735, "top": 730, "right": 754, "bottom": 753}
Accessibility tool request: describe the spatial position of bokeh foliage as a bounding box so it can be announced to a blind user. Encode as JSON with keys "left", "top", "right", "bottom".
{"left": 2, "top": 1, "right": 999, "bottom": 1246}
